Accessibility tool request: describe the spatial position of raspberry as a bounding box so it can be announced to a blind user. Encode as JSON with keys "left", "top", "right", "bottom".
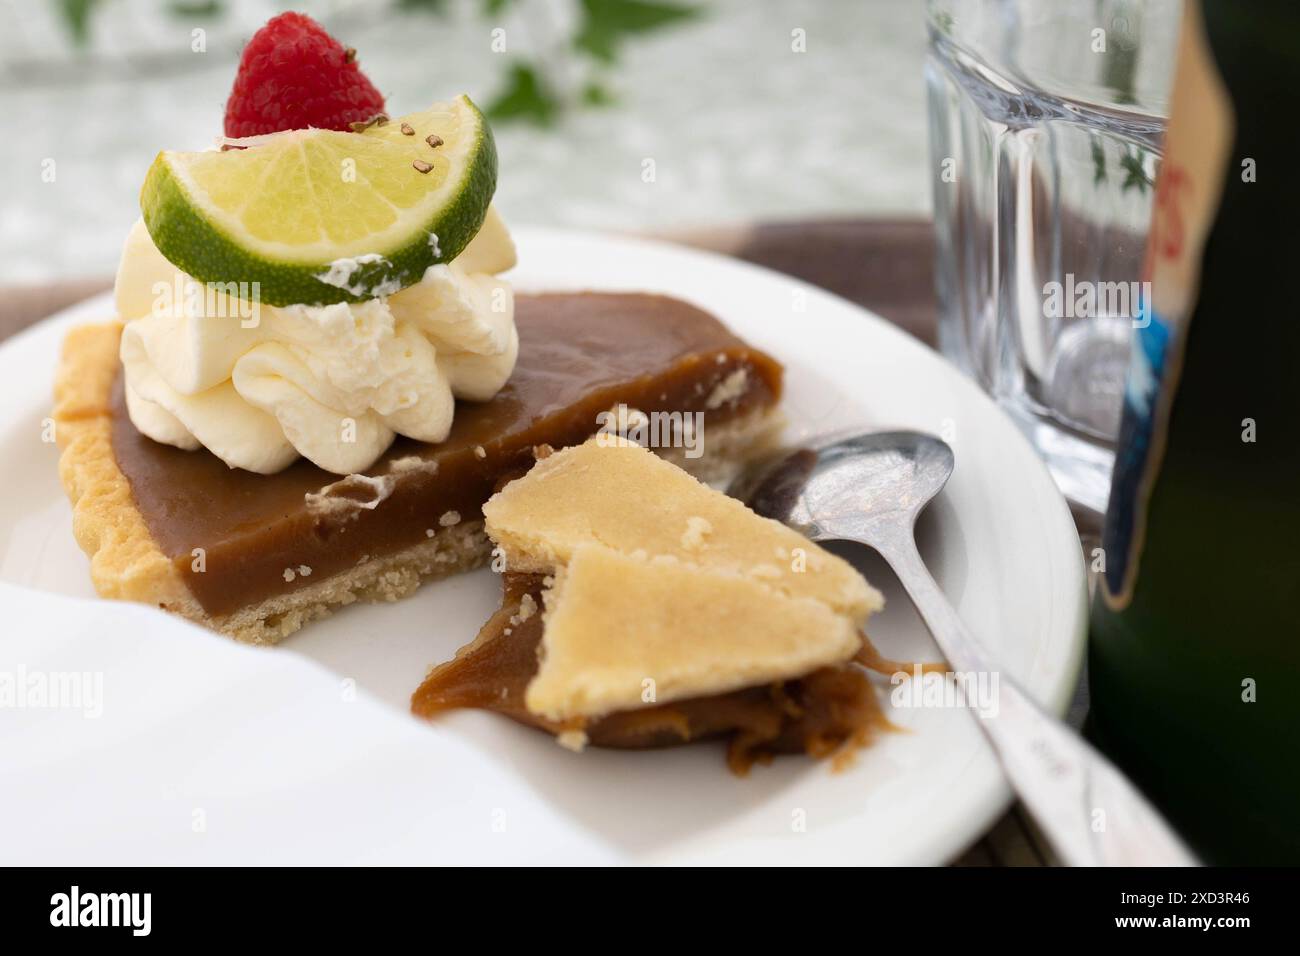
{"left": 223, "top": 12, "right": 385, "bottom": 138}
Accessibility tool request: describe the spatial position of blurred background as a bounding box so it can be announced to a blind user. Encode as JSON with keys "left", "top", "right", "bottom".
{"left": 0, "top": 0, "right": 929, "bottom": 283}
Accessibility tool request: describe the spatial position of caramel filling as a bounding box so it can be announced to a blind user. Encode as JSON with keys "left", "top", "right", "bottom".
{"left": 109, "top": 293, "right": 782, "bottom": 616}
{"left": 412, "top": 573, "right": 899, "bottom": 774}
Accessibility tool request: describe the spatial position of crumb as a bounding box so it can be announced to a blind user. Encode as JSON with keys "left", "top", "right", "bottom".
{"left": 388, "top": 455, "right": 436, "bottom": 475}
{"left": 716, "top": 353, "right": 727, "bottom": 364}
{"left": 705, "top": 368, "right": 749, "bottom": 409}
{"left": 426, "top": 528, "right": 435, "bottom": 538}
{"left": 439, "top": 510, "right": 461, "bottom": 527}
{"left": 474, "top": 445, "right": 487, "bottom": 459}
{"left": 508, "top": 593, "right": 539, "bottom": 627}
{"left": 680, "top": 515, "right": 713, "bottom": 550}
{"left": 557, "top": 730, "right": 589, "bottom": 753}
{"left": 533, "top": 444, "right": 554, "bottom": 460}
{"left": 298, "top": 565, "right": 312, "bottom": 577}
{"left": 282, "top": 568, "right": 296, "bottom": 583}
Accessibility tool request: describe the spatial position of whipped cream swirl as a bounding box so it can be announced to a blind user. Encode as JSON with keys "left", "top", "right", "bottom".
{"left": 114, "top": 209, "right": 518, "bottom": 474}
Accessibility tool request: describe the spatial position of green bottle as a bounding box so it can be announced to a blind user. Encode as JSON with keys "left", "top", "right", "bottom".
{"left": 1088, "top": 0, "right": 1300, "bottom": 864}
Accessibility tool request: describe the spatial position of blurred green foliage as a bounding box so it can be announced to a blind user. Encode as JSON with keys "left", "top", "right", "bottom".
{"left": 485, "top": 0, "right": 700, "bottom": 125}
{"left": 57, "top": 0, "right": 102, "bottom": 45}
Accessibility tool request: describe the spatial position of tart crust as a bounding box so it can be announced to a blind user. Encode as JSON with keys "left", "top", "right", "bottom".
{"left": 54, "top": 322, "right": 784, "bottom": 644}
{"left": 54, "top": 321, "right": 191, "bottom": 614}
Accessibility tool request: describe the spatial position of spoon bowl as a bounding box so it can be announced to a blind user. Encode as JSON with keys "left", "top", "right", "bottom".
{"left": 729, "top": 430, "right": 955, "bottom": 543}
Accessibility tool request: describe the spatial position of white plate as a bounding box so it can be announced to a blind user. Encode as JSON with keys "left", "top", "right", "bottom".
{"left": 0, "top": 227, "right": 1086, "bottom": 865}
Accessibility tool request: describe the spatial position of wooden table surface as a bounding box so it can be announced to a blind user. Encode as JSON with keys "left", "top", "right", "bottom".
{"left": 1, "top": 218, "right": 1067, "bottom": 866}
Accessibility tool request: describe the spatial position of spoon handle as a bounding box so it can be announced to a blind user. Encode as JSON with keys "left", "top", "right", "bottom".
{"left": 874, "top": 533, "right": 1197, "bottom": 866}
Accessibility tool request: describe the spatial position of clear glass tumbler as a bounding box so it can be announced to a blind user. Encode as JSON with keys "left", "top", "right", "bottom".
{"left": 926, "top": 0, "right": 1180, "bottom": 514}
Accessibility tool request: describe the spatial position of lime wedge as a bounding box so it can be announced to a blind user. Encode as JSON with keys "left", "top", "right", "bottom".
{"left": 140, "top": 95, "right": 496, "bottom": 307}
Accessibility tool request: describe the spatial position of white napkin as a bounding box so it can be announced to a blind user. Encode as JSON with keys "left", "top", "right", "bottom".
{"left": 0, "top": 580, "right": 591, "bottom": 865}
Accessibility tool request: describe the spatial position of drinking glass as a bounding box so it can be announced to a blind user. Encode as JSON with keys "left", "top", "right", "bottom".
{"left": 926, "top": 0, "right": 1180, "bottom": 514}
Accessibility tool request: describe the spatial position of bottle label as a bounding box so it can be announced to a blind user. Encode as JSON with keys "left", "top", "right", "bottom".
{"left": 1101, "top": 1, "right": 1234, "bottom": 609}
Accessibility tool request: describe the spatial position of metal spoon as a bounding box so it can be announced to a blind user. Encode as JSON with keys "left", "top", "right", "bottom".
{"left": 730, "top": 430, "right": 1196, "bottom": 866}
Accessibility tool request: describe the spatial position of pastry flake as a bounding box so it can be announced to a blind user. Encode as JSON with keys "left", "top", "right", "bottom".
{"left": 484, "top": 436, "right": 883, "bottom": 622}
{"left": 526, "top": 545, "right": 863, "bottom": 721}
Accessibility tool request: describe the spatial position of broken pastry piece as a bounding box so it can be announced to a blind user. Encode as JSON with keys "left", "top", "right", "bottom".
{"left": 412, "top": 437, "right": 898, "bottom": 773}
{"left": 484, "top": 432, "right": 880, "bottom": 619}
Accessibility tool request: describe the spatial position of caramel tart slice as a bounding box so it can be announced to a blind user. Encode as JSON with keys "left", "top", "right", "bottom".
{"left": 53, "top": 293, "right": 783, "bottom": 643}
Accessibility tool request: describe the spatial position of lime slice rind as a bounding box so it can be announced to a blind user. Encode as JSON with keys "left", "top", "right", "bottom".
{"left": 140, "top": 95, "right": 496, "bottom": 307}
